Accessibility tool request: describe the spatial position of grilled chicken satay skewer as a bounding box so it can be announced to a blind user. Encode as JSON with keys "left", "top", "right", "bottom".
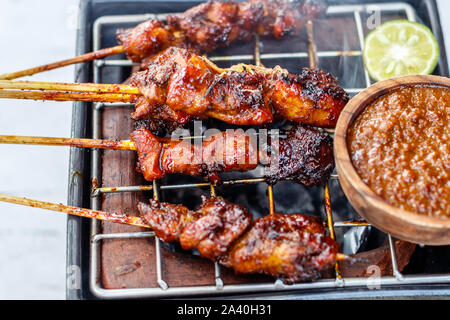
{"left": 0, "top": 193, "right": 352, "bottom": 262}
{"left": 111, "top": 47, "right": 348, "bottom": 128}
{"left": 0, "top": 192, "right": 354, "bottom": 282}
{"left": 0, "top": 130, "right": 257, "bottom": 184}
{"left": 134, "top": 196, "right": 346, "bottom": 282}
{"left": 0, "top": 48, "right": 348, "bottom": 128}
{"left": 0, "top": 123, "right": 334, "bottom": 186}
{"left": 0, "top": 0, "right": 327, "bottom": 80}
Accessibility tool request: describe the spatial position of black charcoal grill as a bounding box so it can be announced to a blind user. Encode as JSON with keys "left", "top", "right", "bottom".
{"left": 66, "top": 0, "right": 450, "bottom": 299}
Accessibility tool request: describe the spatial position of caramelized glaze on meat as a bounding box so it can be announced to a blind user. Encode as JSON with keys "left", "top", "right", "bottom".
{"left": 139, "top": 197, "right": 339, "bottom": 282}
{"left": 179, "top": 196, "right": 252, "bottom": 260}
{"left": 221, "top": 213, "right": 339, "bottom": 283}
{"left": 130, "top": 127, "right": 259, "bottom": 183}
{"left": 133, "top": 117, "right": 188, "bottom": 138}
{"left": 138, "top": 199, "right": 202, "bottom": 242}
{"left": 131, "top": 47, "right": 348, "bottom": 127}
{"left": 138, "top": 196, "right": 252, "bottom": 260}
{"left": 117, "top": 0, "right": 327, "bottom": 62}
{"left": 264, "top": 124, "right": 334, "bottom": 186}
{"left": 132, "top": 47, "right": 274, "bottom": 126}
{"left": 116, "top": 20, "right": 192, "bottom": 63}
{"left": 130, "top": 124, "right": 334, "bottom": 186}
{"left": 272, "top": 69, "right": 349, "bottom": 127}
{"left": 166, "top": 0, "right": 262, "bottom": 52}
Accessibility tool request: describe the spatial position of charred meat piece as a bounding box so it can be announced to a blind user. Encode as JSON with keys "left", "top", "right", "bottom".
{"left": 117, "top": 0, "right": 327, "bottom": 62}
{"left": 263, "top": 124, "right": 334, "bottom": 186}
{"left": 129, "top": 128, "right": 164, "bottom": 181}
{"left": 221, "top": 213, "right": 339, "bottom": 283}
{"left": 132, "top": 96, "right": 194, "bottom": 126}
{"left": 133, "top": 117, "right": 189, "bottom": 138}
{"left": 138, "top": 196, "right": 252, "bottom": 260}
{"left": 169, "top": 0, "right": 328, "bottom": 43}
{"left": 139, "top": 197, "right": 339, "bottom": 282}
{"left": 252, "top": 0, "right": 327, "bottom": 38}
{"left": 271, "top": 68, "right": 349, "bottom": 128}
{"left": 129, "top": 127, "right": 259, "bottom": 183}
{"left": 166, "top": 0, "right": 262, "bottom": 52}
{"left": 131, "top": 47, "right": 348, "bottom": 128}
{"left": 116, "top": 20, "right": 193, "bottom": 63}
{"left": 179, "top": 196, "right": 252, "bottom": 260}
{"left": 205, "top": 70, "right": 274, "bottom": 125}
{"left": 133, "top": 47, "right": 274, "bottom": 126}
{"left": 138, "top": 199, "right": 202, "bottom": 242}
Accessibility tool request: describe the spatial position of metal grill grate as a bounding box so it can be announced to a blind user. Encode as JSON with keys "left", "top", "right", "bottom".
{"left": 87, "top": 2, "right": 450, "bottom": 298}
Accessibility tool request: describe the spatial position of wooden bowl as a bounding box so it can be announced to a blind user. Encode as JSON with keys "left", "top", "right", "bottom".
{"left": 334, "top": 75, "right": 450, "bottom": 245}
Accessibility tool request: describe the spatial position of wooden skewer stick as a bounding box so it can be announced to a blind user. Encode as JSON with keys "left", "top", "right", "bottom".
{"left": 335, "top": 253, "right": 349, "bottom": 262}
{"left": 306, "top": 20, "right": 319, "bottom": 69}
{"left": 335, "top": 253, "right": 370, "bottom": 264}
{"left": 0, "top": 45, "right": 125, "bottom": 80}
{"left": 0, "top": 193, "right": 150, "bottom": 228}
{"left": 0, "top": 80, "right": 140, "bottom": 95}
{"left": 0, "top": 89, "right": 137, "bottom": 103}
{"left": 0, "top": 135, "right": 137, "bottom": 151}
{"left": 267, "top": 185, "right": 275, "bottom": 215}
{"left": 0, "top": 79, "right": 139, "bottom": 103}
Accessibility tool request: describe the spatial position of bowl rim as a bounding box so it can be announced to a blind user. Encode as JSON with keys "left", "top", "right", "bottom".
{"left": 334, "top": 74, "right": 450, "bottom": 230}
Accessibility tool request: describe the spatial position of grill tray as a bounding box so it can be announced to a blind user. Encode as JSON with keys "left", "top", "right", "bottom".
{"left": 67, "top": 0, "right": 450, "bottom": 299}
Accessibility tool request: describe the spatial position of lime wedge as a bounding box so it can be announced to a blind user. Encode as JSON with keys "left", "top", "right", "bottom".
{"left": 363, "top": 20, "right": 439, "bottom": 81}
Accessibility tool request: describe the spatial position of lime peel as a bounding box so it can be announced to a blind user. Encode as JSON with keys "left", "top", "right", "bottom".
{"left": 363, "top": 20, "right": 439, "bottom": 82}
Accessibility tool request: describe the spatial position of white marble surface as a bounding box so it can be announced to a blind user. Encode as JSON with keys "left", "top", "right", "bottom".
{"left": 0, "top": 0, "right": 78, "bottom": 299}
{"left": 0, "top": 0, "right": 448, "bottom": 300}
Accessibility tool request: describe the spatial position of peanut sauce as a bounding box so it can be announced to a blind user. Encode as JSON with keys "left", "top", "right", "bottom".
{"left": 348, "top": 86, "right": 450, "bottom": 218}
